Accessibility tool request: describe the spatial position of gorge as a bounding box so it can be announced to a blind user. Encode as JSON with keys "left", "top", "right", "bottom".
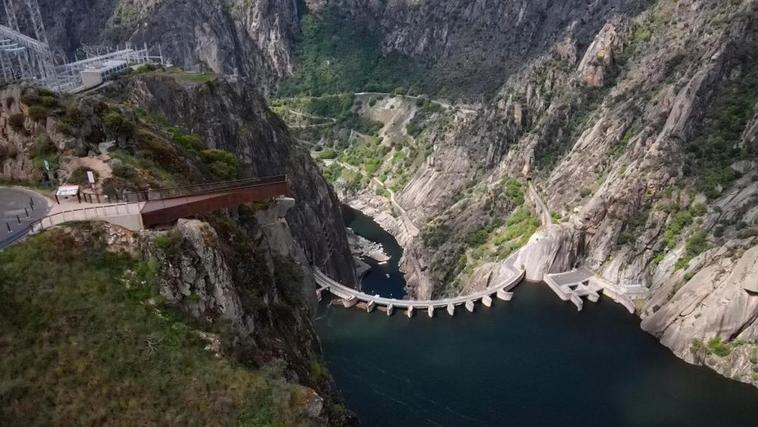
{"left": 1, "top": 0, "right": 757, "bottom": 424}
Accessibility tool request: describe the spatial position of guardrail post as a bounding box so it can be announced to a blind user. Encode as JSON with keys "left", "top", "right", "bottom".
{"left": 29, "top": 197, "right": 34, "bottom": 210}
{"left": 24, "top": 207, "right": 29, "bottom": 217}
{"left": 6, "top": 223, "right": 10, "bottom": 233}
{"left": 16, "top": 215, "right": 21, "bottom": 224}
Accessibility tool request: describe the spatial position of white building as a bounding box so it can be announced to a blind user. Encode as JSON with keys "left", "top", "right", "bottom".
{"left": 80, "top": 60, "right": 129, "bottom": 88}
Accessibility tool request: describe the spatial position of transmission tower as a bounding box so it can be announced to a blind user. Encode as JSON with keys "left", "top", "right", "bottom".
{"left": 1, "top": 0, "right": 35, "bottom": 80}
{"left": 2, "top": 0, "right": 17, "bottom": 31}
{"left": 23, "top": 0, "right": 47, "bottom": 44}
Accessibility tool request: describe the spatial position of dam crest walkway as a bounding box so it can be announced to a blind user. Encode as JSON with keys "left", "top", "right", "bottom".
{"left": 313, "top": 254, "right": 525, "bottom": 318}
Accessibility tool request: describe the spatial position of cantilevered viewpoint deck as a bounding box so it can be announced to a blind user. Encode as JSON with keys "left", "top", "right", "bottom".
{"left": 13, "top": 176, "right": 291, "bottom": 237}
{"left": 314, "top": 254, "right": 525, "bottom": 318}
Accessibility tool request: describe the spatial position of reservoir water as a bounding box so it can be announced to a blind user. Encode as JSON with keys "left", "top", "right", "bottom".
{"left": 316, "top": 208, "right": 758, "bottom": 426}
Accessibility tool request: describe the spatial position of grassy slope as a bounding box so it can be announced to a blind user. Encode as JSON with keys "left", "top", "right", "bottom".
{"left": 0, "top": 228, "right": 306, "bottom": 426}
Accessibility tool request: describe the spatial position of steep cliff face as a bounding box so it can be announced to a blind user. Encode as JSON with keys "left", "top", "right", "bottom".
{"left": 112, "top": 75, "right": 356, "bottom": 285}
{"left": 320, "top": 0, "right": 650, "bottom": 96}
{"left": 144, "top": 213, "right": 351, "bottom": 423}
{"left": 283, "top": 0, "right": 758, "bottom": 385}
{"left": 384, "top": 0, "right": 758, "bottom": 384}
{"left": 0, "top": 74, "right": 357, "bottom": 421}
{"left": 34, "top": 0, "right": 758, "bottom": 388}
{"left": 0, "top": 222, "right": 344, "bottom": 425}
{"left": 39, "top": 0, "right": 653, "bottom": 98}
{"left": 39, "top": 0, "right": 301, "bottom": 92}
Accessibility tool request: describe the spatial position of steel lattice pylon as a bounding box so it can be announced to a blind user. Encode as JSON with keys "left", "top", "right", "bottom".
{"left": 0, "top": 0, "right": 165, "bottom": 92}
{"left": 23, "top": 0, "right": 46, "bottom": 44}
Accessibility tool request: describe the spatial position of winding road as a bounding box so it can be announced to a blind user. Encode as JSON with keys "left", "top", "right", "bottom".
{"left": 0, "top": 187, "right": 51, "bottom": 249}
{"left": 528, "top": 181, "right": 552, "bottom": 227}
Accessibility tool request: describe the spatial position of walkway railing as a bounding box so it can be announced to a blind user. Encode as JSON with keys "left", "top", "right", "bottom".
{"left": 30, "top": 203, "right": 143, "bottom": 233}
{"left": 114, "top": 175, "right": 288, "bottom": 203}
{"left": 3, "top": 176, "right": 289, "bottom": 247}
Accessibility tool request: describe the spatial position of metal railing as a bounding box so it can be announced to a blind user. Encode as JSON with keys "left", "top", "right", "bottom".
{"left": 29, "top": 203, "right": 142, "bottom": 233}
{"left": 2, "top": 176, "right": 288, "bottom": 248}
{"left": 113, "top": 175, "right": 288, "bottom": 203}
{"left": 1, "top": 202, "right": 141, "bottom": 248}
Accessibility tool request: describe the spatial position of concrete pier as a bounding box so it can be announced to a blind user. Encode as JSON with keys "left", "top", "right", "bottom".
{"left": 386, "top": 304, "right": 394, "bottom": 316}
{"left": 482, "top": 295, "right": 493, "bottom": 307}
{"left": 406, "top": 306, "right": 414, "bottom": 318}
{"left": 570, "top": 294, "right": 583, "bottom": 311}
{"left": 344, "top": 296, "right": 358, "bottom": 308}
{"left": 497, "top": 289, "right": 513, "bottom": 301}
{"left": 465, "top": 300, "right": 475, "bottom": 312}
{"left": 544, "top": 268, "right": 635, "bottom": 313}
{"left": 428, "top": 306, "right": 434, "bottom": 318}
{"left": 366, "top": 300, "right": 376, "bottom": 313}
{"left": 586, "top": 291, "right": 600, "bottom": 303}
{"left": 447, "top": 303, "right": 455, "bottom": 317}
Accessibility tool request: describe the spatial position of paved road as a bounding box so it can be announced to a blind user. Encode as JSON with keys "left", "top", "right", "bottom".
{"left": 371, "top": 177, "right": 420, "bottom": 236}
{"left": 528, "top": 181, "right": 552, "bottom": 227}
{"left": 332, "top": 158, "right": 420, "bottom": 236}
{"left": 0, "top": 187, "right": 51, "bottom": 249}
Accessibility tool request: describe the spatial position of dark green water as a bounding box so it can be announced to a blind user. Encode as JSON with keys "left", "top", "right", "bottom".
{"left": 317, "top": 209, "right": 758, "bottom": 426}
{"left": 343, "top": 207, "right": 407, "bottom": 298}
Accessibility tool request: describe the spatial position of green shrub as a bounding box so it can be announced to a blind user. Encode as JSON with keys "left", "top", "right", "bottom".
{"left": 465, "top": 228, "right": 490, "bottom": 247}
{"left": 60, "top": 106, "right": 83, "bottom": 129}
{"left": 318, "top": 149, "right": 338, "bottom": 160}
{"left": 68, "top": 167, "right": 96, "bottom": 185}
{"left": 492, "top": 207, "right": 541, "bottom": 257}
{"left": 135, "top": 129, "right": 188, "bottom": 176}
{"left": 31, "top": 134, "right": 56, "bottom": 158}
{"left": 663, "top": 210, "right": 694, "bottom": 248}
{"left": 273, "top": 254, "right": 305, "bottom": 306}
{"left": 618, "top": 205, "right": 651, "bottom": 245}
{"left": 0, "top": 144, "right": 9, "bottom": 161}
{"left": 685, "top": 50, "right": 757, "bottom": 198}
{"left": 423, "top": 223, "right": 451, "bottom": 248}
{"left": 38, "top": 88, "right": 56, "bottom": 97}
{"left": 111, "top": 161, "right": 135, "bottom": 179}
{"left": 277, "top": 12, "right": 429, "bottom": 96}
{"left": 707, "top": 337, "right": 732, "bottom": 357}
{"left": 154, "top": 230, "right": 182, "bottom": 253}
{"left": 8, "top": 113, "right": 25, "bottom": 132}
{"left": 27, "top": 105, "right": 49, "bottom": 121}
{"left": 364, "top": 157, "right": 382, "bottom": 174}
{"left": 690, "top": 203, "right": 707, "bottom": 217}
{"left": 690, "top": 338, "right": 708, "bottom": 358}
{"left": 201, "top": 149, "right": 239, "bottom": 180}
{"left": 172, "top": 132, "right": 205, "bottom": 152}
{"left": 19, "top": 93, "right": 40, "bottom": 106}
{"left": 502, "top": 178, "right": 525, "bottom": 206}
{"left": 104, "top": 111, "right": 135, "bottom": 139}
{"left": 685, "top": 232, "right": 708, "bottom": 257}
{"left": 39, "top": 95, "right": 59, "bottom": 108}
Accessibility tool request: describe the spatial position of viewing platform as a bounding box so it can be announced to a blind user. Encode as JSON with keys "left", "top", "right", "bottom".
{"left": 2, "top": 176, "right": 291, "bottom": 244}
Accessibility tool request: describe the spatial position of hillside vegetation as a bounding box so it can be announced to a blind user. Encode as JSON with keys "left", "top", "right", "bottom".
{"left": 0, "top": 227, "right": 310, "bottom": 425}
